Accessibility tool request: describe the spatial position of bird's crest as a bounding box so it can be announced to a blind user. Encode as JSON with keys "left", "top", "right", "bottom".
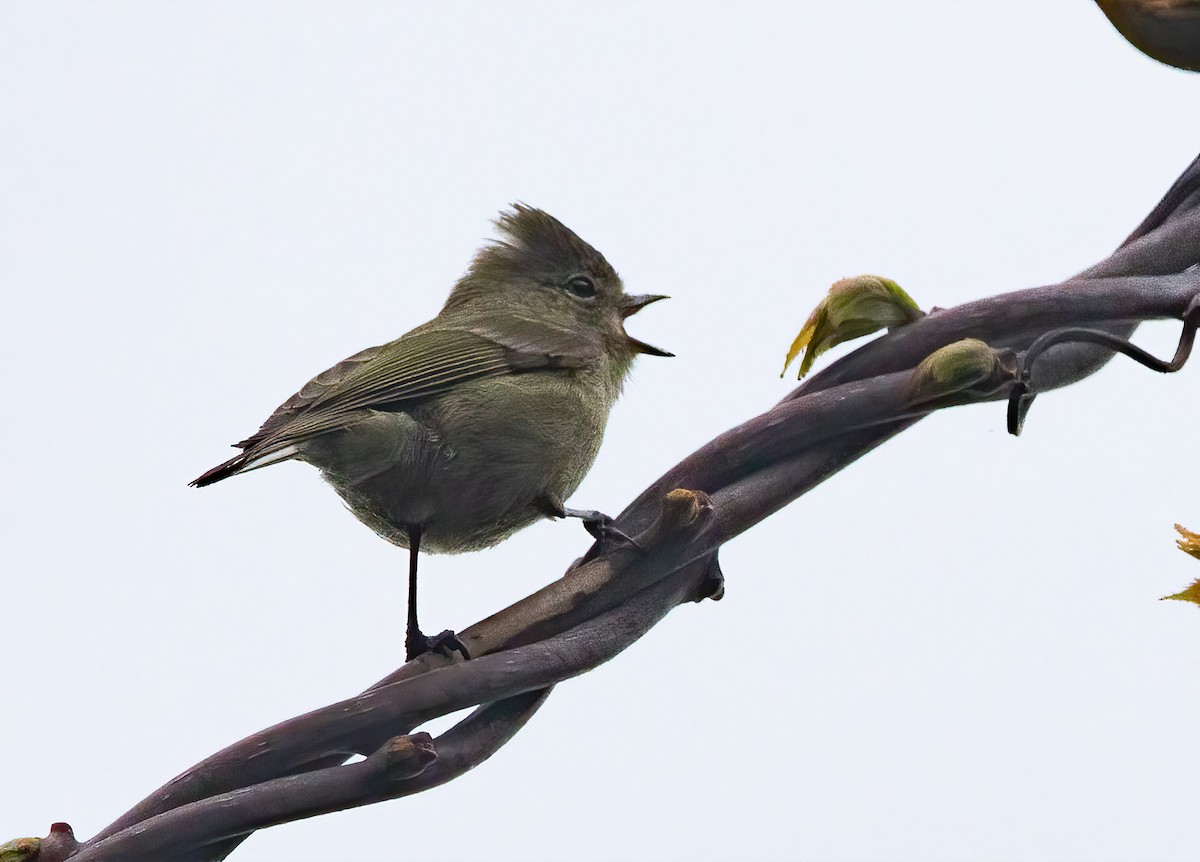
{"left": 447, "top": 205, "right": 617, "bottom": 307}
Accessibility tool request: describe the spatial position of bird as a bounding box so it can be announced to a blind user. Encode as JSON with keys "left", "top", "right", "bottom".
{"left": 191, "top": 205, "right": 670, "bottom": 661}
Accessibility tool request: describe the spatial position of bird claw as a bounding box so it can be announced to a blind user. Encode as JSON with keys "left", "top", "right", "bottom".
{"left": 406, "top": 629, "right": 471, "bottom": 662}
{"left": 563, "top": 508, "right": 643, "bottom": 551}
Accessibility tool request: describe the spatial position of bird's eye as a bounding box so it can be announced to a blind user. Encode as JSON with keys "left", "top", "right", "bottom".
{"left": 564, "top": 276, "right": 597, "bottom": 299}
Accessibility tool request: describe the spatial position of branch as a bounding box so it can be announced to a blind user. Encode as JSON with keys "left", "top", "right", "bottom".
{"left": 71, "top": 690, "right": 550, "bottom": 862}
{"left": 24, "top": 151, "right": 1200, "bottom": 861}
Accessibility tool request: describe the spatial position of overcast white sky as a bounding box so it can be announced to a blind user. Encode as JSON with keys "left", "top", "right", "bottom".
{"left": 3, "top": 2, "right": 1200, "bottom": 860}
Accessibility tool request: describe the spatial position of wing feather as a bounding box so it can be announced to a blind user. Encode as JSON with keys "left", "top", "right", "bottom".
{"left": 239, "top": 322, "right": 601, "bottom": 452}
{"left": 195, "top": 319, "right": 602, "bottom": 487}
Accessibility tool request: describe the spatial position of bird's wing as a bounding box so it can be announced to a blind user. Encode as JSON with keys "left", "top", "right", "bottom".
{"left": 238, "top": 320, "right": 603, "bottom": 451}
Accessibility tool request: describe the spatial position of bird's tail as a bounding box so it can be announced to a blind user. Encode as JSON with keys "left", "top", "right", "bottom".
{"left": 190, "top": 444, "right": 299, "bottom": 488}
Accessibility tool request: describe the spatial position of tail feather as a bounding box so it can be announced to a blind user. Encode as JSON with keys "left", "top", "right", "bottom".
{"left": 190, "top": 444, "right": 299, "bottom": 487}
{"left": 190, "top": 453, "right": 251, "bottom": 487}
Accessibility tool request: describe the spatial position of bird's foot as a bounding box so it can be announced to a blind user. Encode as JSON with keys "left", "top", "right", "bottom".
{"left": 405, "top": 628, "right": 471, "bottom": 662}
{"left": 561, "top": 507, "right": 643, "bottom": 551}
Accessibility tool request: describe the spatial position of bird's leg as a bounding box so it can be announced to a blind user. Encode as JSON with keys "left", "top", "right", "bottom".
{"left": 404, "top": 528, "right": 423, "bottom": 659}
{"left": 562, "top": 507, "right": 643, "bottom": 549}
{"left": 403, "top": 525, "right": 470, "bottom": 662}
{"left": 540, "top": 496, "right": 642, "bottom": 551}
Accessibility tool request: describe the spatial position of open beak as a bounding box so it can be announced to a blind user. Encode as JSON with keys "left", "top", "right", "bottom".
{"left": 619, "top": 293, "right": 669, "bottom": 318}
{"left": 619, "top": 293, "right": 673, "bottom": 357}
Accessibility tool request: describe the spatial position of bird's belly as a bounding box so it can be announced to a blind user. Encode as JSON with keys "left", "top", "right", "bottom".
{"left": 304, "top": 376, "right": 610, "bottom": 554}
{"left": 333, "top": 461, "right": 548, "bottom": 553}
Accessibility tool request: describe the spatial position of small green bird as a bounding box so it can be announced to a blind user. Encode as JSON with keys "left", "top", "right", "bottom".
{"left": 192, "top": 206, "right": 670, "bottom": 660}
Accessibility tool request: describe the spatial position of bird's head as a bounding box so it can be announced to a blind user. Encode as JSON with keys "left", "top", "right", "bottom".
{"left": 445, "top": 204, "right": 671, "bottom": 361}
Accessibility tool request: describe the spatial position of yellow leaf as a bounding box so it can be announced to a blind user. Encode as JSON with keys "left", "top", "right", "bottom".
{"left": 1161, "top": 525, "right": 1200, "bottom": 605}
{"left": 1161, "top": 579, "right": 1200, "bottom": 605}
{"left": 781, "top": 275, "right": 923, "bottom": 379}
{"left": 0, "top": 838, "right": 40, "bottom": 862}
{"left": 1175, "top": 523, "right": 1200, "bottom": 559}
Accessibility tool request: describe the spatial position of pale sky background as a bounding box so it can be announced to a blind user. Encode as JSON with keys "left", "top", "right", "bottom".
{"left": 2, "top": 2, "right": 1199, "bottom": 860}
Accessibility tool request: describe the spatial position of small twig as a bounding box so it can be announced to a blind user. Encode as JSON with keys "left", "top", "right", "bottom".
{"left": 29, "top": 823, "right": 78, "bottom": 862}
{"left": 1008, "top": 292, "right": 1200, "bottom": 434}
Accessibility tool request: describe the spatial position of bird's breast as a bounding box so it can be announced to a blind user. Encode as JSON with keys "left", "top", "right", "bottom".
{"left": 310, "top": 372, "right": 616, "bottom": 554}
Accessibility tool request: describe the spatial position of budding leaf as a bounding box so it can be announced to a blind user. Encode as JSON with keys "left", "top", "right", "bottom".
{"left": 782, "top": 274, "right": 923, "bottom": 378}
{"left": 1175, "top": 523, "right": 1200, "bottom": 560}
{"left": 0, "top": 838, "right": 40, "bottom": 862}
{"left": 903, "top": 337, "right": 1015, "bottom": 408}
{"left": 1162, "top": 524, "right": 1200, "bottom": 606}
{"left": 1161, "top": 580, "right": 1200, "bottom": 606}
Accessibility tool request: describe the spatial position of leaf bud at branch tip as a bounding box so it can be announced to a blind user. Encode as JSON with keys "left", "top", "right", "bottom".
{"left": 660, "top": 488, "right": 714, "bottom": 535}
{"left": 1160, "top": 525, "right": 1200, "bottom": 605}
{"left": 26, "top": 823, "right": 77, "bottom": 862}
{"left": 1175, "top": 524, "right": 1200, "bottom": 560}
{"left": 904, "top": 338, "right": 1017, "bottom": 409}
{"left": 782, "top": 275, "right": 924, "bottom": 379}
{"left": 0, "top": 837, "right": 41, "bottom": 862}
{"left": 1160, "top": 580, "right": 1200, "bottom": 605}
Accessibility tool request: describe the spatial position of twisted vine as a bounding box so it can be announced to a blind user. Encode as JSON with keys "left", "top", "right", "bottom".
{"left": 8, "top": 151, "right": 1200, "bottom": 862}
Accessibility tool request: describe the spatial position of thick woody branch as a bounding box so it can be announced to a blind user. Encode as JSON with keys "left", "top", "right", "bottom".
{"left": 42, "top": 152, "right": 1200, "bottom": 861}
{"left": 102, "top": 557, "right": 712, "bottom": 835}
{"left": 73, "top": 690, "right": 550, "bottom": 862}
{"left": 85, "top": 297, "right": 1186, "bottom": 856}
{"left": 84, "top": 292, "right": 1196, "bottom": 858}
